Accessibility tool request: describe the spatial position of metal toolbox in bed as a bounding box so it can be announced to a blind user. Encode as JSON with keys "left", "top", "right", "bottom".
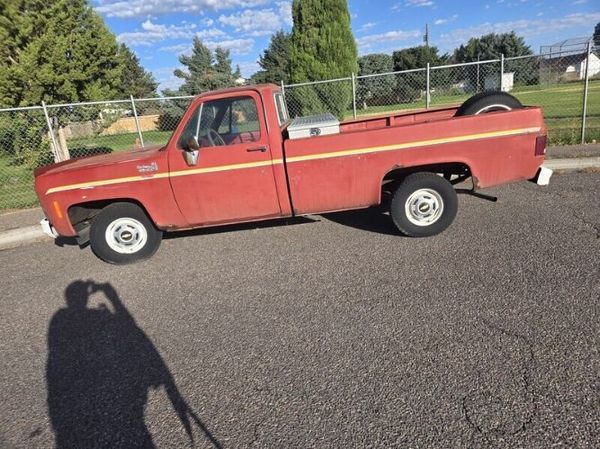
{"left": 287, "top": 113, "right": 340, "bottom": 140}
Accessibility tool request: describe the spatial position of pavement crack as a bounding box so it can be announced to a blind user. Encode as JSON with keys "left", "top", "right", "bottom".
{"left": 572, "top": 211, "right": 600, "bottom": 239}
{"left": 462, "top": 320, "right": 539, "bottom": 443}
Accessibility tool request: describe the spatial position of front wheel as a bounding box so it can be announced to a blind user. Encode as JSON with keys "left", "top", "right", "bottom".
{"left": 390, "top": 172, "right": 458, "bottom": 237}
{"left": 90, "top": 202, "right": 162, "bottom": 264}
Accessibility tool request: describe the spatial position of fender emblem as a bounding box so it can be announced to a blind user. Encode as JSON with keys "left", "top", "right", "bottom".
{"left": 137, "top": 162, "right": 158, "bottom": 174}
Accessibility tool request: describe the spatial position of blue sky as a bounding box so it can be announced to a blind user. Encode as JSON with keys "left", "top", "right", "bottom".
{"left": 91, "top": 0, "right": 600, "bottom": 93}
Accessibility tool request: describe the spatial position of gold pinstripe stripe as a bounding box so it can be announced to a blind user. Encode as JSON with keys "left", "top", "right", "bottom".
{"left": 45, "top": 126, "right": 541, "bottom": 195}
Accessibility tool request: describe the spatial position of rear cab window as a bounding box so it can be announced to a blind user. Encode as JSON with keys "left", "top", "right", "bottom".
{"left": 274, "top": 92, "right": 289, "bottom": 126}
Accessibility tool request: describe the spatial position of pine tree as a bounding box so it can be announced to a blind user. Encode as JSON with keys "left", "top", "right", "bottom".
{"left": 288, "top": 0, "right": 358, "bottom": 118}
{"left": 251, "top": 30, "right": 291, "bottom": 84}
{"left": 118, "top": 44, "right": 157, "bottom": 99}
{"left": 172, "top": 38, "right": 237, "bottom": 95}
{"left": 0, "top": 0, "right": 124, "bottom": 107}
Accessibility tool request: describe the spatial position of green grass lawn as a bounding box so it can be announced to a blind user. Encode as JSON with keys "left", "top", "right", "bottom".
{"left": 68, "top": 130, "right": 173, "bottom": 155}
{"left": 0, "top": 155, "right": 38, "bottom": 210}
{"left": 352, "top": 80, "right": 600, "bottom": 144}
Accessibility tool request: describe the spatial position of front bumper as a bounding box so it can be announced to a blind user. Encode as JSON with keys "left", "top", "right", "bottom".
{"left": 40, "top": 218, "right": 58, "bottom": 238}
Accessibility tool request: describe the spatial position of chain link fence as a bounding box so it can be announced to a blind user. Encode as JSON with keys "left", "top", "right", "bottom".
{"left": 0, "top": 41, "right": 597, "bottom": 210}
{"left": 284, "top": 43, "right": 599, "bottom": 147}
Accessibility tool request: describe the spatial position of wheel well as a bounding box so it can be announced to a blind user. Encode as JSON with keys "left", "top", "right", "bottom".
{"left": 67, "top": 199, "right": 153, "bottom": 229}
{"left": 382, "top": 162, "right": 472, "bottom": 192}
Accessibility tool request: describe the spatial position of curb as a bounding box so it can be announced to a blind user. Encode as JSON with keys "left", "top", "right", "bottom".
{"left": 1, "top": 157, "right": 599, "bottom": 252}
{"left": 0, "top": 225, "right": 48, "bottom": 251}
{"left": 542, "top": 157, "right": 600, "bottom": 171}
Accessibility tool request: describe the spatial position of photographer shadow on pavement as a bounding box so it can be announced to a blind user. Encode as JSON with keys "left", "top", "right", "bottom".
{"left": 46, "top": 280, "right": 221, "bottom": 449}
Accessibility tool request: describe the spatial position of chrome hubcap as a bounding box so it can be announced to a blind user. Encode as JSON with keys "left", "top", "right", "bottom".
{"left": 405, "top": 188, "right": 444, "bottom": 226}
{"left": 105, "top": 218, "right": 147, "bottom": 254}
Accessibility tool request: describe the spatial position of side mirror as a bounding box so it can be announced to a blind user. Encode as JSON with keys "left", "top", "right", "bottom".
{"left": 186, "top": 135, "right": 200, "bottom": 151}
{"left": 183, "top": 135, "right": 200, "bottom": 166}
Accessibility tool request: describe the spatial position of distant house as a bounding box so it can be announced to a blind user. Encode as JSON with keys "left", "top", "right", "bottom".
{"left": 565, "top": 52, "right": 600, "bottom": 79}
{"left": 234, "top": 76, "right": 246, "bottom": 86}
{"left": 484, "top": 72, "right": 515, "bottom": 92}
{"left": 540, "top": 49, "right": 600, "bottom": 81}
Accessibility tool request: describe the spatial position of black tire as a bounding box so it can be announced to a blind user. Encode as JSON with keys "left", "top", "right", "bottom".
{"left": 455, "top": 91, "right": 523, "bottom": 116}
{"left": 390, "top": 172, "right": 458, "bottom": 237}
{"left": 89, "top": 202, "right": 162, "bottom": 264}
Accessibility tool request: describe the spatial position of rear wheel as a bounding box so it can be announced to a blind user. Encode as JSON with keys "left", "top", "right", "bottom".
{"left": 90, "top": 202, "right": 162, "bottom": 264}
{"left": 455, "top": 91, "right": 523, "bottom": 116}
{"left": 390, "top": 172, "right": 458, "bottom": 237}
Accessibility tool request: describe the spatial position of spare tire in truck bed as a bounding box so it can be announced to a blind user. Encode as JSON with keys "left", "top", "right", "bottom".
{"left": 455, "top": 91, "right": 523, "bottom": 116}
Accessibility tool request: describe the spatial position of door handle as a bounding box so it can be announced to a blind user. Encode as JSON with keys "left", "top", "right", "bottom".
{"left": 246, "top": 146, "right": 267, "bottom": 153}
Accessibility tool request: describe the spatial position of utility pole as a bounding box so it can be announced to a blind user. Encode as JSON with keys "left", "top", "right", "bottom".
{"left": 423, "top": 23, "right": 429, "bottom": 51}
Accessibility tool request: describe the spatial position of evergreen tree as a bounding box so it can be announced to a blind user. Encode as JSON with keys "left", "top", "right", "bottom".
{"left": 392, "top": 46, "right": 447, "bottom": 101}
{"left": 594, "top": 23, "right": 600, "bottom": 47}
{"left": 0, "top": 0, "right": 124, "bottom": 107}
{"left": 161, "top": 38, "right": 238, "bottom": 130}
{"left": 453, "top": 32, "right": 532, "bottom": 63}
{"left": 357, "top": 54, "right": 395, "bottom": 107}
{"left": 213, "top": 47, "right": 235, "bottom": 86}
{"left": 453, "top": 32, "right": 535, "bottom": 88}
{"left": 171, "top": 37, "right": 237, "bottom": 96}
{"left": 118, "top": 44, "right": 157, "bottom": 99}
{"left": 288, "top": 0, "right": 358, "bottom": 118}
{"left": 251, "top": 30, "right": 291, "bottom": 84}
{"left": 233, "top": 65, "right": 242, "bottom": 80}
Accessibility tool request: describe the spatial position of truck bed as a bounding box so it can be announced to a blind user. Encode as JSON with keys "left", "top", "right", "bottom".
{"left": 282, "top": 106, "right": 546, "bottom": 215}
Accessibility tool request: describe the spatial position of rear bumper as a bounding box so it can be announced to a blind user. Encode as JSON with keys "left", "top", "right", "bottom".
{"left": 40, "top": 218, "right": 58, "bottom": 238}
{"left": 531, "top": 166, "right": 553, "bottom": 186}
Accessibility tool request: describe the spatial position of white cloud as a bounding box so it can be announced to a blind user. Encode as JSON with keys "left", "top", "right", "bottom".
{"left": 236, "top": 61, "right": 261, "bottom": 77}
{"left": 278, "top": 1, "right": 292, "bottom": 27}
{"left": 357, "top": 29, "right": 421, "bottom": 52}
{"left": 434, "top": 14, "right": 458, "bottom": 25}
{"left": 358, "top": 22, "right": 377, "bottom": 32}
{"left": 160, "top": 38, "right": 255, "bottom": 56}
{"left": 440, "top": 12, "right": 600, "bottom": 48}
{"left": 206, "top": 38, "right": 255, "bottom": 55}
{"left": 159, "top": 43, "right": 196, "bottom": 53}
{"left": 117, "top": 19, "right": 225, "bottom": 47}
{"left": 95, "top": 0, "right": 270, "bottom": 18}
{"left": 406, "top": 0, "right": 434, "bottom": 6}
{"left": 218, "top": 2, "right": 291, "bottom": 37}
{"left": 572, "top": 0, "right": 587, "bottom": 4}
{"left": 118, "top": 20, "right": 197, "bottom": 46}
{"left": 219, "top": 10, "right": 280, "bottom": 36}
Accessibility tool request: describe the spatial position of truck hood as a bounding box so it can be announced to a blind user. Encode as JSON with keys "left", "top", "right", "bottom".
{"left": 34, "top": 144, "right": 165, "bottom": 178}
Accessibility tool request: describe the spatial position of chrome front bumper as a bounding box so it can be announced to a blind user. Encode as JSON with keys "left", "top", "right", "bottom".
{"left": 40, "top": 218, "right": 58, "bottom": 238}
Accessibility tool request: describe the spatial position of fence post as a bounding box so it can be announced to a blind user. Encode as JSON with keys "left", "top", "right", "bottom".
{"left": 130, "top": 95, "right": 144, "bottom": 148}
{"left": 42, "top": 101, "right": 61, "bottom": 162}
{"left": 280, "top": 80, "right": 285, "bottom": 97}
{"left": 351, "top": 72, "right": 357, "bottom": 119}
{"left": 500, "top": 54, "right": 504, "bottom": 91}
{"left": 581, "top": 41, "right": 592, "bottom": 144}
{"left": 426, "top": 63, "right": 430, "bottom": 109}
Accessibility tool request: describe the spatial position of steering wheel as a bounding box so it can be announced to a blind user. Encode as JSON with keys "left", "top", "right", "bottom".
{"left": 207, "top": 129, "right": 226, "bottom": 146}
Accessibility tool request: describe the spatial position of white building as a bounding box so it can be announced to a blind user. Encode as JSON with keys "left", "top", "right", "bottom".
{"left": 565, "top": 53, "right": 600, "bottom": 79}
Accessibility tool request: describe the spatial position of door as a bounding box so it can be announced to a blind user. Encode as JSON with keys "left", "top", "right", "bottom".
{"left": 168, "top": 92, "right": 283, "bottom": 226}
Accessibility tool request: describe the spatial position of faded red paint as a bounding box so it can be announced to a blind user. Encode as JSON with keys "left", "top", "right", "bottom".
{"left": 34, "top": 84, "right": 547, "bottom": 238}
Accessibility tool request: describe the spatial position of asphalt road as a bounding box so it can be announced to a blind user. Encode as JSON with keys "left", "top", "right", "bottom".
{"left": 0, "top": 173, "right": 598, "bottom": 449}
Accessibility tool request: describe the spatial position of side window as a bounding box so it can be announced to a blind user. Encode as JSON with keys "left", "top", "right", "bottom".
{"left": 274, "top": 93, "right": 289, "bottom": 125}
{"left": 178, "top": 96, "right": 260, "bottom": 148}
{"left": 230, "top": 98, "right": 260, "bottom": 134}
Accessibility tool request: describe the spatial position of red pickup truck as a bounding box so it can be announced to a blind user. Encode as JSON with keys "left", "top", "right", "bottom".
{"left": 34, "top": 84, "right": 551, "bottom": 264}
